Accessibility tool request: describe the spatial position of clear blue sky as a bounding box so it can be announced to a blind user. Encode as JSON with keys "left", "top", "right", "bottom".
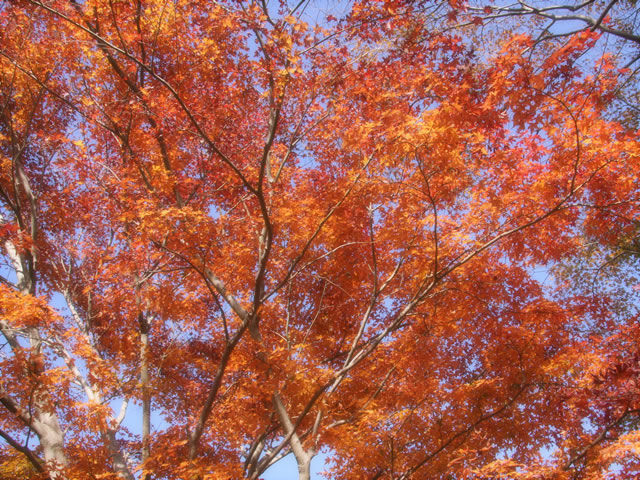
{"left": 262, "top": 452, "right": 330, "bottom": 480}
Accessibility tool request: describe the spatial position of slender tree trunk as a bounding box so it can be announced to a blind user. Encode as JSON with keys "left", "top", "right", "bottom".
{"left": 5, "top": 224, "right": 70, "bottom": 478}
{"left": 140, "top": 313, "right": 151, "bottom": 479}
{"left": 141, "top": 330, "right": 150, "bottom": 460}
{"left": 273, "top": 393, "right": 313, "bottom": 480}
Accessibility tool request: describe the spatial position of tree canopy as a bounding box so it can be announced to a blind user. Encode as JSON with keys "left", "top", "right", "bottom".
{"left": 0, "top": 1, "right": 639, "bottom": 479}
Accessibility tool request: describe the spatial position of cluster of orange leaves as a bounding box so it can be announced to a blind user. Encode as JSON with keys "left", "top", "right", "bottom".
{"left": 0, "top": 0, "right": 639, "bottom": 479}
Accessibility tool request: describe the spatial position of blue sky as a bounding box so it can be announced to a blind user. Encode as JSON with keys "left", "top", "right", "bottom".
{"left": 262, "top": 452, "right": 329, "bottom": 479}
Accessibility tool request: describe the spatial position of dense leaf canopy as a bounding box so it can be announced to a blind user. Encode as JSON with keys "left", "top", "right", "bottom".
{"left": 0, "top": 1, "right": 639, "bottom": 479}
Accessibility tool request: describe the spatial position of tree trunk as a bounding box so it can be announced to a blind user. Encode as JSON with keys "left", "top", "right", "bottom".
{"left": 273, "top": 393, "right": 314, "bottom": 480}
{"left": 33, "top": 411, "right": 67, "bottom": 476}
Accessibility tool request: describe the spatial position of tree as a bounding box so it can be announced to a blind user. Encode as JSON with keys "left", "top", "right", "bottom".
{"left": 0, "top": 1, "right": 639, "bottom": 479}
{"left": 0, "top": 444, "right": 43, "bottom": 480}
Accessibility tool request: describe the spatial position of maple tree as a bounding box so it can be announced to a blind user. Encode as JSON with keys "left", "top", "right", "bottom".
{"left": 0, "top": 0, "right": 639, "bottom": 479}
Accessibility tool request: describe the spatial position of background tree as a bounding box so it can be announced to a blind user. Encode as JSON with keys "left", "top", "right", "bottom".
{"left": 0, "top": 1, "right": 639, "bottom": 479}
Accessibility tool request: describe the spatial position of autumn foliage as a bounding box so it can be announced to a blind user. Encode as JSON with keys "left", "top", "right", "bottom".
{"left": 1, "top": 0, "right": 639, "bottom": 479}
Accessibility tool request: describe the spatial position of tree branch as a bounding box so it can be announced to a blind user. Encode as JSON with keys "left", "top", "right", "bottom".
{"left": 0, "top": 428, "right": 48, "bottom": 476}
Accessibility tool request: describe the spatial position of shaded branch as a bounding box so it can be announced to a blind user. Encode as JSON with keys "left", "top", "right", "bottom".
{"left": 0, "top": 428, "right": 48, "bottom": 476}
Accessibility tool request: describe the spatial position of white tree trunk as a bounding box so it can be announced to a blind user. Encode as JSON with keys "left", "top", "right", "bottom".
{"left": 273, "top": 393, "right": 314, "bottom": 480}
